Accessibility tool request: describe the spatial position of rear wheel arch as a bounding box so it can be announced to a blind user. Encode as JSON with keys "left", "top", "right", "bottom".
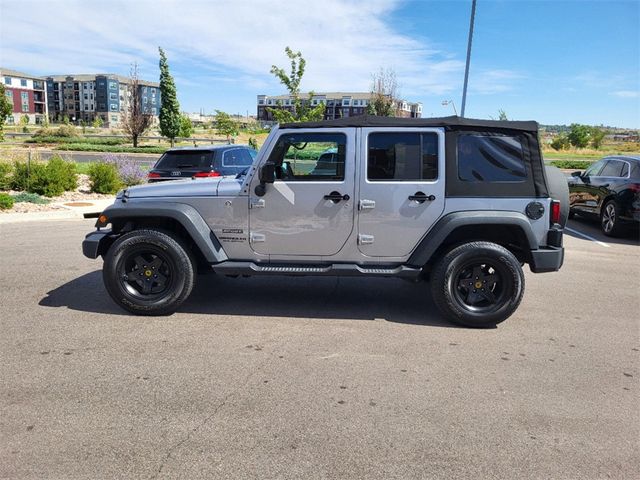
{"left": 408, "top": 211, "right": 538, "bottom": 269}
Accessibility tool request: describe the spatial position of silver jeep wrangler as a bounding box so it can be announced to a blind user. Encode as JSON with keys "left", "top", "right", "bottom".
{"left": 83, "top": 116, "right": 568, "bottom": 327}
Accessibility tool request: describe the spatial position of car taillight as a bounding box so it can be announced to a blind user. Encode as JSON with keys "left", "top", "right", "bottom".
{"left": 193, "top": 171, "right": 221, "bottom": 178}
{"left": 550, "top": 199, "right": 561, "bottom": 225}
{"left": 147, "top": 172, "right": 161, "bottom": 178}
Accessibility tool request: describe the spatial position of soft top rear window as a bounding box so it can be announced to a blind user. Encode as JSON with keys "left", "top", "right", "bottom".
{"left": 457, "top": 134, "right": 527, "bottom": 182}
{"left": 156, "top": 151, "right": 213, "bottom": 169}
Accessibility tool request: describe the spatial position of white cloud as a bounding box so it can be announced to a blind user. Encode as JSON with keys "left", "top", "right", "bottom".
{"left": 0, "top": 0, "right": 521, "bottom": 103}
{"left": 610, "top": 90, "right": 639, "bottom": 98}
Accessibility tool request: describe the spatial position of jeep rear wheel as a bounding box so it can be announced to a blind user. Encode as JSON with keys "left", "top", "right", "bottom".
{"left": 430, "top": 242, "right": 525, "bottom": 328}
{"left": 103, "top": 229, "right": 195, "bottom": 316}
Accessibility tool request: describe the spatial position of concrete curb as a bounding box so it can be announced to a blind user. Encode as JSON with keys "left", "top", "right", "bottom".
{"left": 0, "top": 198, "right": 115, "bottom": 224}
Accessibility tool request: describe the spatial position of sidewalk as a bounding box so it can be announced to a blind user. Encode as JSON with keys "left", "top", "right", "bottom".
{"left": 0, "top": 198, "right": 114, "bottom": 224}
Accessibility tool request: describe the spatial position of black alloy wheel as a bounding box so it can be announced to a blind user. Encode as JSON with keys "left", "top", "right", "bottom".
{"left": 103, "top": 229, "right": 196, "bottom": 315}
{"left": 430, "top": 241, "right": 525, "bottom": 328}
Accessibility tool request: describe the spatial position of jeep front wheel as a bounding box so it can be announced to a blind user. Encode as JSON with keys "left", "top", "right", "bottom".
{"left": 430, "top": 242, "right": 525, "bottom": 328}
{"left": 103, "top": 229, "right": 196, "bottom": 315}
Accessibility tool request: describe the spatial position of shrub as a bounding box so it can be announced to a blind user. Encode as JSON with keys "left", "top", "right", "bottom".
{"left": 11, "top": 192, "right": 50, "bottom": 204}
{"left": 549, "top": 160, "right": 593, "bottom": 170}
{"left": 54, "top": 124, "right": 77, "bottom": 137}
{"left": 0, "top": 162, "right": 12, "bottom": 190}
{"left": 0, "top": 192, "right": 14, "bottom": 210}
{"left": 56, "top": 143, "right": 166, "bottom": 154}
{"left": 11, "top": 155, "right": 77, "bottom": 197}
{"left": 88, "top": 162, "right": 121, "bottom": 194}
{"left": 248, "top": 137, "right": 258, "bottom": 150}
{"left": 550, "top": 134, "right": 570, "bottom": 151}
{"left": 102, "top": 153, "right": 146, "bottom": 186}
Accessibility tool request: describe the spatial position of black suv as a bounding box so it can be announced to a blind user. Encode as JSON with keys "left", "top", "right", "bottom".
{"left": 147, "top": 145, "right": 257, "bottom": 182}
{"left": 568, "top": 155, "right": 640, "bottom": 236}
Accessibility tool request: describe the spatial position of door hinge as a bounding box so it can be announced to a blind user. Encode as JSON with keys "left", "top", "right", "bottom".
{"left": 250, "top": 232, "right": 266, "bottom": 243}
{"left": 358, "top": 234, "right": 375, "bottom": 245}
{"left": 359, "top": 199, "right": 376, "bottom": 210}
{"left": 250, "top": 198, "right": 265, "bottom": 209}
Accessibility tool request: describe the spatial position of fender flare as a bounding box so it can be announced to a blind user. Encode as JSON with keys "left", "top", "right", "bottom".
{"left": 407, "top": 210, "right": 539, "bottom": 267}
{"left": 99, "top": 201, "right": 228, "bottom": 264}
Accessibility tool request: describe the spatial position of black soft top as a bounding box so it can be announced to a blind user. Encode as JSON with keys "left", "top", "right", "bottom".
{"left": 280, "top": 115, "right": 538, "bottom": 133}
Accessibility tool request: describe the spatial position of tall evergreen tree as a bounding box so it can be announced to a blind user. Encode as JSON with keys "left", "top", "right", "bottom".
{"left": 158, "top": 47, "right": 181, "bottom": 146}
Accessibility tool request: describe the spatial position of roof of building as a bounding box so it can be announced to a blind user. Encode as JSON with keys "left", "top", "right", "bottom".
{"left": 280, "top": 115, "right": 539, "bottom": 132}
{"left": 0, "top": 67, "right": 45, "bottom": 80}
{"left": 46, "top": 73, "right": 159, "bottom": 87}
{"left": 263, "top": 92, "right": 421, "bottom": 105}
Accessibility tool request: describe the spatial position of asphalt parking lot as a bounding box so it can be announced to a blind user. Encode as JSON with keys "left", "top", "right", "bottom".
{"left": 0, "top": 218, "right": 638, "bottom": 479}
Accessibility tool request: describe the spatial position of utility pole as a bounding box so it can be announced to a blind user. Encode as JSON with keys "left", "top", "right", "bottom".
{"left": 461, "top": 0, "right": 477, "bottom": 117}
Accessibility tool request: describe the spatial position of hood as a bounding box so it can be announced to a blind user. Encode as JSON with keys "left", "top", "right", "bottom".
{"left": 124, "top": 177, "right": 243, "bottom": 199}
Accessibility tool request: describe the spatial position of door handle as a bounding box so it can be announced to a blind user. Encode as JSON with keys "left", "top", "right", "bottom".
{"left": 408, "top": 191, "right": 436, "bottom": 203}
{"left": 324, "top": 191, "right": 350, "bottom": 203}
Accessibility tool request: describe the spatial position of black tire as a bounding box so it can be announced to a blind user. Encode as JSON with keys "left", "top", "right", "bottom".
{"left": 600, "top": 199, "right": 624, "bottom": 237}
{"left": 430, "top": 242, "right": 525, "bottom": 328}
{"left": 103, "top": 229, "right": 196, "bottom": 315}
{"left": 545, "top": 165, "right": 570, "bottom": 227}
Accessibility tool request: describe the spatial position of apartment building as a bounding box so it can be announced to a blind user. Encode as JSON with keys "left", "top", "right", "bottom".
{"left": 1, "top": 68, "right": 48, "bottom": 125}
{"left": 45, "top": 74, "right": 160, "bottom": 127}
{"left": 257, "top": 92, "right": 422, "bottom": 123}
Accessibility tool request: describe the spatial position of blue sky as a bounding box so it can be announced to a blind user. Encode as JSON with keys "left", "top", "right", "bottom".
{"left": 1, "top": 0, "right": 638, "bottom": 127}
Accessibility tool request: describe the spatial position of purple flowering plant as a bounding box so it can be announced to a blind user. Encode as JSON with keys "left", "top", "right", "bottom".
{"left": 101, "top": 153, "right": 146, "bottom": 186}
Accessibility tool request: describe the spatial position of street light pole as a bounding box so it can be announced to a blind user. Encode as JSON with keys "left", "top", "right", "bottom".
{"left": 460, "top": 0, "right": 477, "bottom": 117}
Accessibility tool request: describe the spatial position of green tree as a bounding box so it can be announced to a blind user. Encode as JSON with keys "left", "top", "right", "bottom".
{"left": 550, "top": 133, "right": 570, "bottom": 151}
{"left": 498, "top": 109, "right": 508, "bottom": 121}
{"left": 268, "top": 47, "right": 325, "bottom": 123}
{"left": 158, "top": 47, "right": 181, "bottom": 146}
{"left": 20, "top": 114, "right": 29, "bottom": 132}
{"left": 62, "top": 114, "right": 70, "bottom": 125}
{"left": 366, "top": 68, "right": 399, "bottom": 117}
{"left": 0, "top": 84, "right": 14, "bottom": 141}
{"left": 215, "top": 110, "right": 238, "bottom": 142}
{"left": 567, "top": 123, "right": 591, "bottom": 148}
{"left": 179, "top": 114, "right": 194, "bottom": 138}
{"left": 92, "top": 116, "right": 103, "bottom": 128}
{"left": 590, "top": 127, "right": 606, "bottom": 149}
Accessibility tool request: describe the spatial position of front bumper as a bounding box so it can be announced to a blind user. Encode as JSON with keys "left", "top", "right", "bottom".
{"left": 82, "top": 229, "right": 114, "bottom": 259}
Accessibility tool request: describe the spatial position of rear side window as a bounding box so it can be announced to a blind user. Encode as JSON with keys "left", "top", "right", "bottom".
{"left": 367, "top": 132, "right": 438, "bottom": 181}
{"left": 599, "top": 159, "right": 626, "bottom": 177}
{"left": 156, "top": 151, "right": 212, "bottom": 169}
{"left": 457, "top": 134, "right": 527, "bottom": 182}
{"left": 221, "top": 148, "right": 254, "bottom": 167}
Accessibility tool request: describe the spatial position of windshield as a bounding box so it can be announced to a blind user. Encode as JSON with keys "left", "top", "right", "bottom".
{"left": 155, "top": 151, "right": 213, "bottom": 169}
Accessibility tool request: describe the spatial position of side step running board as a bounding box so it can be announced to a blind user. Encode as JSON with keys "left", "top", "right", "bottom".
{"left": 213, "top": 262, "right": 422, "bottom": 279}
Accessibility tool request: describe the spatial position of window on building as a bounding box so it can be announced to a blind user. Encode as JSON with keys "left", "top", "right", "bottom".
{"left": 109, "top": 93, "right": 118, "bottom": 100}
{"left": 20, "top": 79, "right": 28, "bottom": 87}
{"left": 85, "top": 105, "right": 89, "bottom": 111}
{"left": 457, "top": 134, "right": 527, "bottom": 182}
{"left": 21, "top": 92, "right": 29, "bottom": 112}
{"left": 143, "top": 96, "right": 148, "bottom": 104}
{"left": 110, "top": 104, "right": 118, "bottom": 111}
{"left": 367, "top": 132, "right": 438, "bottom": 181}
{"left": 109, "top": 82, "right": 118, "bottom": 90}
{"left": 258, "top": 99, "right": 264, "bottom": 105}
{"left": 151, "top": 98, "right": 156, "bottom": 104}
{"left": 342, "top": 98, "right": 351, "bottom": 106}
{"left": 5, "top": 90, "right": 13, "bottom": 103}
{"left": 84, "top": 94, "right": 88, "bottom": 100}
{"left": 4, "top": 77, "right": 11, "bottom": 85}
{"left": 111, "top": 115, "right": 118, "bottom": 122}
{"left": 268, "top": 133, "right": 347, "bottom": 181}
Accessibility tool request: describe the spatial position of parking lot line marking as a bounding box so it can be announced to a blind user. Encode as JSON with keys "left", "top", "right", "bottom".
{"left": 565, "top": 227, "right": 611, "bottom": 248}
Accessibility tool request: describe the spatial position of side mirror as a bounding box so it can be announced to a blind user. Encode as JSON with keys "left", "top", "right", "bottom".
{"left": 255, "top": 162, "right": 276, "bottom": 197}
{"left": 570, "top": 171, "right": 582, "bottom": 177}
{"left": 259, "top": 162, "right": 276, "bottom": 184}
